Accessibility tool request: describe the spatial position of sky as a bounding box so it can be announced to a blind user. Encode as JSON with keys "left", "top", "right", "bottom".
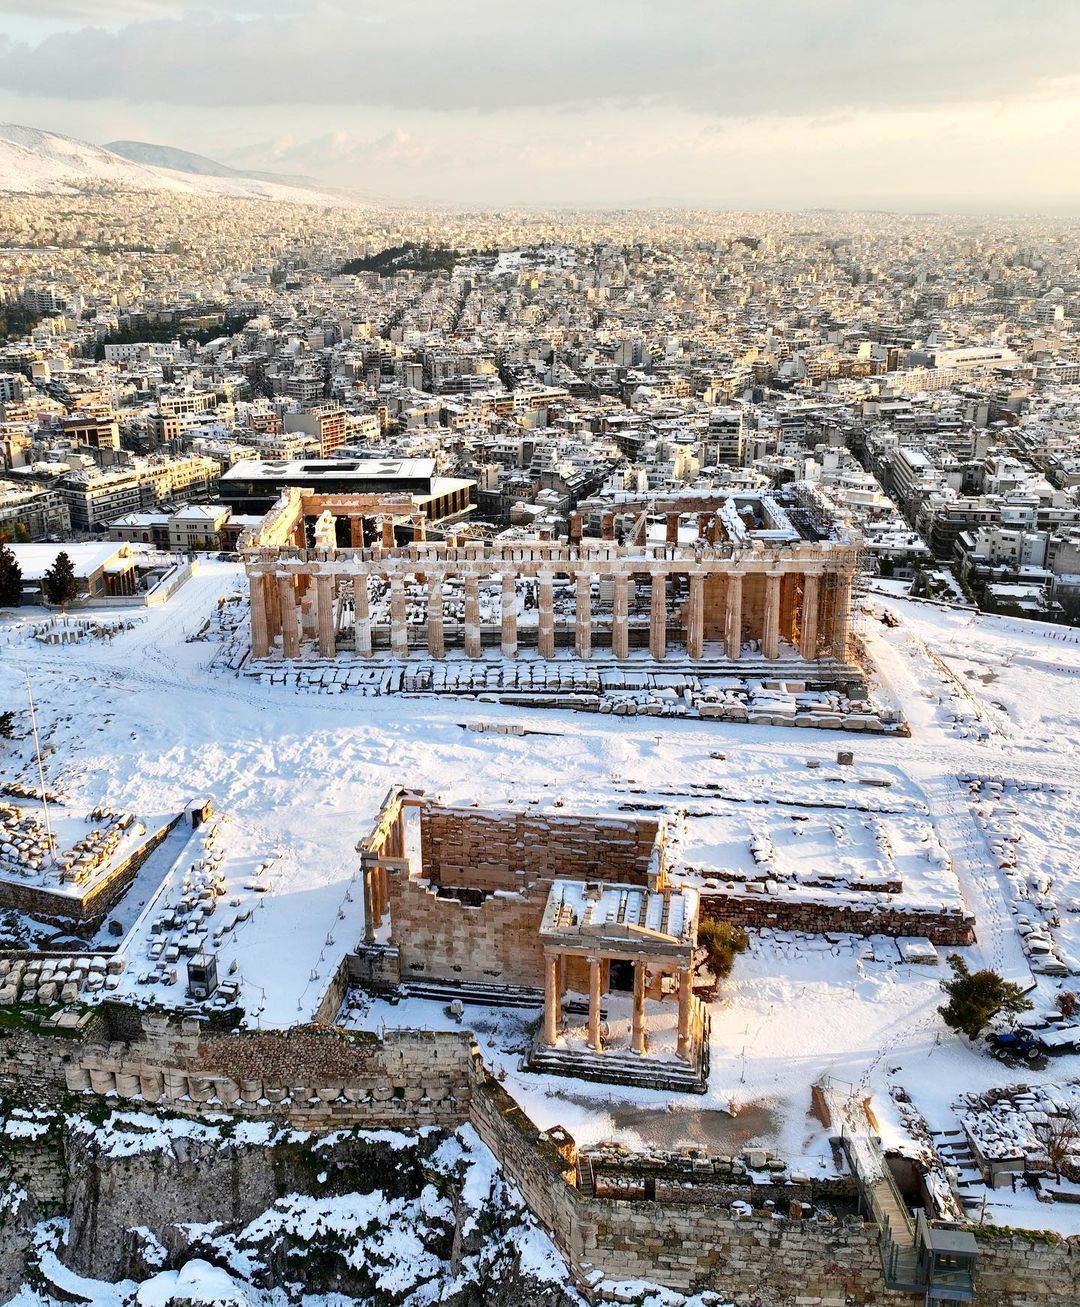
{"left": 0, "top": 0, "right": 1078, "bottom": 210}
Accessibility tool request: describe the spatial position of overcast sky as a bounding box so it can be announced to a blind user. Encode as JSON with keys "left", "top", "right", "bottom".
{"left": 0, "top": 0, "right": 1078, "bottom": 210}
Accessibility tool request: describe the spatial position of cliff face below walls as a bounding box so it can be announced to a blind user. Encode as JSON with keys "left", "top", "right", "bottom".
{"left": 0, "top": 1105, "right": 583, "bottom": 1307}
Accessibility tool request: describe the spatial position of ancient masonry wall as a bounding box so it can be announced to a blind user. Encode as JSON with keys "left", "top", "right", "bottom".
{"left": 0, "top": 1013, "right": 1076, "bottom": 1305}
{"left": 387, "top": 806, "right": 663, "bottom": 988}
{"left": 699, "top": 891, "right": 977, "bottom": 946}
{"left": 0, "top": 817, "right": 181, "bottom": 932}
{"left": 418, "top": 806, "right": 660, "bottom": 890}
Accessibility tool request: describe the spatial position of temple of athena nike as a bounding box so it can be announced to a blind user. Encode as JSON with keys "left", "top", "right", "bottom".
{"left": 242, "top": 483, "right": 861, "bottom": 666}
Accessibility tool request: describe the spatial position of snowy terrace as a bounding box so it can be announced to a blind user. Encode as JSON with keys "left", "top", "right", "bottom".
{"left": 671, "top": 788, "right": 966, "bottom": 916}
{"left": 0, "top": 801, "right": 153, "bottom": 895}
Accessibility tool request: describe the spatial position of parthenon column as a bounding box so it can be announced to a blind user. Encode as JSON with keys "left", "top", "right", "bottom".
{"left": 649, "top": 572, "right": 667, "bottom": 661}
{"left": 537, "top": 574, "right": 555, "bottom": 659}
{"left": 463, "top": 575, "right": 481, "bottom": 658}
{"left": 762, "top": 571, "right": 782, "bottom": 661}
{"left": 389, "top": 576, "right": 409, "bottom": 659}
{"left": 411, "top": 514, "right": 426, "bottom": 543}
{"left": 316, "top": 574, "right": 336, "bottom": 657}
{"left": 632, "top": 961, "right": 647, "bottom": 1055}
{"left": 665, "top": 513, "right": 680, "bottom": 545}
{"left": 611, "top": 573, "right": 629, "bottom": 659}
{"left": 543, "top": 953, "right": 560, "bottom": 1046}
{"left": 575, "top": 573, "right": 592, "bottom": 658}
{"left": 601, "top": 511, "right": 616, "bottom": 541}
{"left": 249, "top": 573, "right": 270, "bottom": 659}
{"left": 500, "top": 573, "right": 518, "bottom": 658}
{"left": 380, "top": 517, "right": 396, "bottom": 549}
{"left": 724, "top": 572, "right": 743, "bottom": 660}
{"left": 831, "top": 573, "right": 854, "bottom": 661}
{"left": 687, "top": 572, "right": 705, "bottom": 659}
{"left": 426, "top": 578, "right": 445, "bottom": 658}
{"left": 588, "top": 956, "right": 603, "bottom": 1052}
{"left": 677, "top": 966, "right": 693, "bottom": 1060}
{"left": 799, "top": 572, "right": 820, "bottom": 659}
{"left": 353, "top": 573, "right": 372, "bottom": 656}
{"left": 265, "top": 568, "right": 280, "bottom": 640}
{"left": 278, "top": 575, "right": 300, "bottom": 658}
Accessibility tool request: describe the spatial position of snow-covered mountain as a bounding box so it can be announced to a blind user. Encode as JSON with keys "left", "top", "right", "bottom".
{"left": 0, "top": 124, "right": 351, "bottom": 206}
{"left": 104, "top": 139, "right": 320, "bottom": 190}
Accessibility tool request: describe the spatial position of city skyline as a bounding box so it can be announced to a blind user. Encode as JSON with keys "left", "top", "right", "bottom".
{"left": 0, "top": 0, "right": 1078, "bottom": 211}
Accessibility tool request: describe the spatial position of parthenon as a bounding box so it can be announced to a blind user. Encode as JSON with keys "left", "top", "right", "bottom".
{"left": 242, "top": 483, "right": 862, "bottom": 666}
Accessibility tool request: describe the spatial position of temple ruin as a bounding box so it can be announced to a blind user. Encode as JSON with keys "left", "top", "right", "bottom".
{"left": 356, "top": 788, "right": 709, "bottom": 1092}
{"left": 242, "top": 484, "right": 862, "bottom": 668}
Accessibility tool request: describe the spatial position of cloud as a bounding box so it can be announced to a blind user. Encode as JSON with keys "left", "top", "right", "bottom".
{"left": 1, "top": 1, "right": 1079, "bottom": 116}
{"left": 229, "top": 127, "right": 431, "bottom": 172}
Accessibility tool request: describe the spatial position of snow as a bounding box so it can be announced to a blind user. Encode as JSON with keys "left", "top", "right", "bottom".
{"left": 2, "top": 565, "right": 1080, "bottom": 1237}
{"left": 0, "top": 123, "right": 351, "bottom": 207}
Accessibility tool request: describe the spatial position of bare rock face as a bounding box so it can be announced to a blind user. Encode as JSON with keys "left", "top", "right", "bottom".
{"left": 11, "top": 1108, "right": 580, "bottom": 1306}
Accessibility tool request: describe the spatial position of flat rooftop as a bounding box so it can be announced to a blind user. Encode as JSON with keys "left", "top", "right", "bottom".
{"left": 221, "top": 458, "right": 436, "bottom": 483}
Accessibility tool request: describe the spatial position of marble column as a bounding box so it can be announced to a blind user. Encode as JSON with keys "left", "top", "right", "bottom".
{"left": 543, "top": 954, "right": 560, "bottom": 1045}
{"left": 249, "top": 573, "right": 270, "bottom": 659}
{"left": 665, "top": 513, "right": 680, "bottom": 545}
{"left": 349, "top": 516, "right": 364, "bottom": 548}
{"left": 677, "top": 967, "right": 693, "bottom": 1060}
{"left": 632, "top": 961, "right": 647, "bottom": 1055}
{"left": 724, "top": 572, "right": 743, "bottom": 660}
{"left": 426, "top": 577, "right": 444, "bottom": 658}
{"left": 389, "top": 576, "right": 409, "bottom": 659}
{"left": 316, "top": 574, "right": 336, "bottom": 657}
{"left": 380, "top": 517, "right": 395, "bottom": 549}
{"left": 632, "top": 512, "right": 648, "bottom": 546}
{"left": 278, "top": 575, "right": 300, "bottom": 658}
{"left": 831, "top": 573, "right": 853, "bottom": 661}
{"left": 649, "top": 572, "right": 667, "bottom": 661}
{"left": 799, "top": 572, "right": 820, "bottom": 659}
{"left": 265, "top": 568, "right": 280, "bottom": 640}
{"left": 411, "top": 514, "right": 426, "bottom": 542}
{"left": 568, "top": 512, "right": 583, "bottom": 544}
{"left": 537, "top": 574, "right": 555, "bottom": 659}
{"left": 588, "top": 956, "right": 603, "bottom": 1053}
{"left": 763, "top": 571, "right": 782, "bottom": 660}
{"left": 353, "top": 573, "right": 372, "bottom": 656}
{"left": 362, "top": 864, "right": 376, "bottom": 945}
{"left": 463, "top": 575, "right": 482, "bottom": 658}
{"left": 601, "top": 512, "right": 616, "bottom": 541}
{"left": 687, "top": 573, "right": 705, "bottom": 659}
{"left": 500, "top": 573, "right": 518, "bottom": 658}
{"left": 611, "top": 573, "right": 630, "bottom": 659}
{"left": 575, "top": 573, "right": 592, "bottom": 659}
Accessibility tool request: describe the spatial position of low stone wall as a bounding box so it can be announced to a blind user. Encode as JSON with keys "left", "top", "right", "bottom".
{"left": 0, "top": 816, "right": 181, "bottom": 933}
{"left": 700, "top": 890, "right": 976, "bottom": 946}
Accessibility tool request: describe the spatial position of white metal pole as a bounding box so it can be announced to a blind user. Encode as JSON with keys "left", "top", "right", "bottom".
{"left": 23, "top": 673, "right": 55, "bottom": 866}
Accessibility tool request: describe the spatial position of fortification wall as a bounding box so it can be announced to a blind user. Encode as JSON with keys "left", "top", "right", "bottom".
{"left": 0, "top": 1009, "right": 1075, "bottom": 1304}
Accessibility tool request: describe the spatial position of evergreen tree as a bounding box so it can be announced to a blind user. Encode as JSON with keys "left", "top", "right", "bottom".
{"left": 42, "top": 551, "right": 78, "bottom": 610}
{"left": 0, "top": 710, "right": 14, "bottom": 739}
{"left": 939, "top": 954, "right": 1032, "bottom": 1042}
{"left": 0, "top": 542, "right": 22, "bottom": 607}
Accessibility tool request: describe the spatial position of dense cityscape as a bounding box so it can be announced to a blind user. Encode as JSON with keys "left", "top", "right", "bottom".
{"left": 0, "top": 9, "right": 1078, "bottom": 1306}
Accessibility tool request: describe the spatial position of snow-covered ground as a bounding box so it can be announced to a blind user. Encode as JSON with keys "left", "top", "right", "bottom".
{"left": 1, "top": 569, "right": 1078, "bottom": 1234}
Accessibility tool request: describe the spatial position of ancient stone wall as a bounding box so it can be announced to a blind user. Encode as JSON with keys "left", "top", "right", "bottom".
{"left": 387, "top": 872, "right": 549, "bottom": 987}
{"left": 418, "top": 806, "right": 660, "bottom": 891}
{"left": 0, "top": 817, "right": 180, "bottom": 933}
{"left": 700, "top": 891, "right": 977, "bottom": 946}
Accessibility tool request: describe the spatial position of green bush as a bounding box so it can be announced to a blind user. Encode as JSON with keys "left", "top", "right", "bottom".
{"left": 697, "top": 919, "right": 749, "bottom": 979}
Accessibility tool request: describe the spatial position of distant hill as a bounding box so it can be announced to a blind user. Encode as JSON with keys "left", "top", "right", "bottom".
{"left": 0, "top": 123, "right": 350, "bottom": 206}
{"left": 104, "top": 140, "right": 320, "bottom": 190}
